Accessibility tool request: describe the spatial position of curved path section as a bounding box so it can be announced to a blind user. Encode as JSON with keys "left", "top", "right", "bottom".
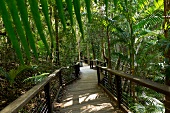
{"left": 55, "top": 64, "right": 123, "bottom": 113}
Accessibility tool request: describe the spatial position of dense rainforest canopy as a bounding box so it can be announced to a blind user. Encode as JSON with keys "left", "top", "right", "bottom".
{"left": 0, "top": 0, "right": 170, "bottom": 112}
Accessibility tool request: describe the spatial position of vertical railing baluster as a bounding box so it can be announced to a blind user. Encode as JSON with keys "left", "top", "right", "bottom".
{"left": 75, "top": 63, "right": 79, "bottom": 78}
{"left": 59, "top": 70, "right": 62, "bottom": 86}
{"left": 97, "top": 66, "right": 100, "bottom": 84}
{"left": 116, "top": 75, "right": 122, "bottom": 108}
{"left": 44, "top": 83, "right": 52, "bottom": 113}
{"left": 165, "top": 95, "right": 170, "bottom": 113}
{"left": 96, "top": 60, "right": 99, "bottom": 69}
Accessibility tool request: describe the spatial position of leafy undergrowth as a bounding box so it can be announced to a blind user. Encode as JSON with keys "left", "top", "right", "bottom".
{"left": 0, "top": 68, "right": 36, "bottom": 110}
{"left": 0, "top": 62, "right": 57, "bottom": 111}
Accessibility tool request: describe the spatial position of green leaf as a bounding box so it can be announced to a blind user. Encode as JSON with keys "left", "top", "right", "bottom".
{"left": 165, "top": 65, "right": 170, "bottom": 78}
{"left": 66, "top": 0, "right": 73, "bottom": 26}
{"left": 94, "top": 0, "right": 97, "bottom": 4}
{"left": 0, "top": 0, "right": 24, "bottom": 64}
{"left": 104, "top": 0, "right": 108, "bottom": 16}
{"left": 40, "top": 0, "right": 54, "bottom": 48}
{"left": 6, "top": 0, "right": 31, "bottom": 61}
{"left": 15, "top": 0, "right": 38, "bottom": 59}
{"left": 124, "top": 0, "right": 127, "bottom": 7}
{"left": 73, "top": 0, "right": 84, "bottom": 38}
{"left": 28, "top": 0, "right": 50, "bottom": 55}
{"left": 85, "top": 0, "right": 92, "bottom": 23}
{"left": 113, "top": 0, "right": 118, "bottom": 9}
{"left": 55, "top": 0, "right": 66, "bottom": 30}
{"left": 24, "top": 73, "right": 49, "bottom": 84}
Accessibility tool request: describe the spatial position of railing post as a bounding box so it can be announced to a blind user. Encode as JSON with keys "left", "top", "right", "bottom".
{"left": 104, "top": 62, "right": 106, "bottom": 67}
{"left": 59, "top": 70, "right": 62, "bottom": 86}
{"left": 96, "top": 60, "right": 99, "bottom": 68}
{"left": 75, "top": 64, "right": 79, "bottom": 78}
{"left": 165, "top": 95, "right": 170, "bottom": 113}
{"left": 44, "top": 83, "right": 52, "bottom": 113}
{"left": 90, "top": 60, "right": 92, "bottom": 69}
{"left": 115, "top": 75, "right": 122, "bottom": 108}
{"left": 90, "top": 60, "right": 93, "bottom": 69}
{"left": 97, "top": 66, "right": 100, "bottom": 84}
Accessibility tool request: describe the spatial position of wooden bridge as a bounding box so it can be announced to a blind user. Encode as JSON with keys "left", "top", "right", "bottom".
{"left": 53, "top": 64, "right": 123, "bottom": 113}
{"left": 1, "top": 61, "right": 170, "bottom": 113}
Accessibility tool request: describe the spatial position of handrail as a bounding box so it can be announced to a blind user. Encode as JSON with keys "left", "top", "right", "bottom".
{"left": 0, "top": 63, "right": 80, "bottom": 113}
{"left": 96, "top": 65, "right": 170, "bottom": 113}
{"left": 98, "top": 66, "right": 170, "bottom": 95}
{"left": 89, "top": 60, "right": 107, "bottom": 69}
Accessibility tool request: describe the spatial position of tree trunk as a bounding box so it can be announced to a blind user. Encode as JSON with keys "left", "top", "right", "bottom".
{"left": 164, "top": 1, "right": 170, "bottom": 112}
{"left": 54, "top": 6, "right": 59, "bottom": 65}
{"left": 106, "top": 26, "right": 111, "bottom": 69}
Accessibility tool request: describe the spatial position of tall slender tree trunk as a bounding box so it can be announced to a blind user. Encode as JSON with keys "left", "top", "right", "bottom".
{"left": 87, "top": 44, "right": 90, "bottom": 64}
{"left": 164, "top": 1, "right": 170, "bottom": 112}
{"left": 91, "top": 40, "right": 96, "bottom": 60}
{"left": 49, "top": 1, "right": 53, "bottom": 64}
{"left": 54, "top": 6, "right": 59, "bottom": 65}
{"left": 106, "top": 26, "right": 111, "bottom": 69}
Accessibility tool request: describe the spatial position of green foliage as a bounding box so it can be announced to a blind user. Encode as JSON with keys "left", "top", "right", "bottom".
{"left": 6, "top": 0, "right": 31, "bottom": 62}
{"left": 0, "top": 65, "right": 33, "bottom": 85}
{"left": 73, "top": 0, "right": 84, "bottom": 38}
{"left": 85, "top": 0, "right": 92, "bottom": 23}
{"left": 15, "top": 0, "right": 38, "bottom": 59}
{"left": 28, "top": 0, "right": 50, "bottom": 56}
{"left": 23, "top": 73, "right": 49, "bottom": 84}
{"left": 66, "top": 0, "right": 73, "bottom": 25}
{"left": 40, "top": 0, "right": 54, "bottom": 47}
{"left": 0, "top": 0, "right": 24, "bottom": 64}
{"left": 130, "top": 95, "right": 165, "bottom": 113}
{"left": 55, "top": 0, "right": 66, "bottom": 30}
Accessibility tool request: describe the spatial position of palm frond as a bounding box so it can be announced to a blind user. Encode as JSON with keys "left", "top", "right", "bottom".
{"left": 6, "top": 0, "right": 31, "bottom": 61}
{"left": 40, "top": 0, "right": 54, "bottom": 47}
{"left": 0, "top": 0, "right": 24, "bottom": 64}
{"left": 15, "top": 0, "right": 38, "bottom": 59}
{"left": 73, "top": 0, "right": 84, "bottom": 38}
{"left": 55, "top": 0, "right": 66, "bottom": 30}
{"left": 66, "top": 0, "right": 73, "bottom": 25}
{"left": 28, "top": 0, "right": 50, "bottom": 55}
{"left": 85, "top": 0, "right": 92, "bottom": 23}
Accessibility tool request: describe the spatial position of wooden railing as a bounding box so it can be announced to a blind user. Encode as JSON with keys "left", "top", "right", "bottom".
{"left": 0, "top": 63, "right": 80, "bottom": 113}
{"left": 96, "top": 65, "right": 170, "bottom": 113}
{"left": 89, "top": 60, "right": 106, "bottom": 69}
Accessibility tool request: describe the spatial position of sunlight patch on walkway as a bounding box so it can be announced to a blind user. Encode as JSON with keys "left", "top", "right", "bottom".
{"left": 79, "top": 93, "right": 100, "bottom": 103}
{"left": 81, "top": 103, "right": 114, "bottom": 112}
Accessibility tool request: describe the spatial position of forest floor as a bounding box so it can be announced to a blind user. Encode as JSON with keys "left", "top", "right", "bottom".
{"left": 0, "top": 62, "right": 57, "bottom": 111}
{"left": 0, "top": 69, "right": 36, "bottom": 111}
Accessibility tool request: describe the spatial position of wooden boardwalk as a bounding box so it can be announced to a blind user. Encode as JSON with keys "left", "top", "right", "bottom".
{"left": 54, "top": 64, "right": 123, "bottom": 113}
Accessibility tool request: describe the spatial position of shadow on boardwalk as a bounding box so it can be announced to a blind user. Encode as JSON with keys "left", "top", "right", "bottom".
{"left": 53, "top": 64, "right": 124, "bottom": 113}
